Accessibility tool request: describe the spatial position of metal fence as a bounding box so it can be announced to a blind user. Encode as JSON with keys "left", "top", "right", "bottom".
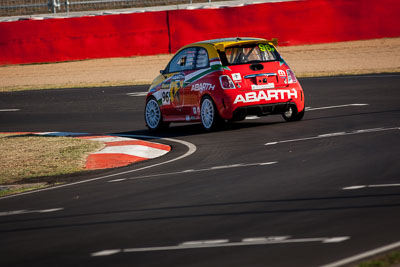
{"left": 0, "top": 0, "right": 216, "bottom": 16}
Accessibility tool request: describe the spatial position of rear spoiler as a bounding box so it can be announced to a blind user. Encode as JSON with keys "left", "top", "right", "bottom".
{"left": 215, "top": 38, "right": 279, "bottom": 52}
{"left": 268, "top": 38, "right": 279, "bottom": 46}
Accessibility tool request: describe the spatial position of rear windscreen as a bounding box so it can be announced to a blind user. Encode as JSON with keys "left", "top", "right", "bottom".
{"left": 220, "top": 43, "right": 280, "bottom": 65}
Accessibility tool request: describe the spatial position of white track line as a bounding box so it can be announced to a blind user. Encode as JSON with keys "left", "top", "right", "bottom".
{"left": 265, "top": 126, "right": 400, "bottom": 146}
{"left": 343, "top": 183, "right": 400, "bottom": 190}
{"left": 303, "top": 74, "right": 400, "bottom": 80}
{"left": 0, "top": 208, "right": 63, "bottom": 217}
{"left": 108, "top": 161, "right": 277, "bottom": 182}
{"left": 126, "top": 92, "right": 147, "bottom": 97}
{"left": 245, "top": 103, "right": 368, "bottom": 120}
{"left": 320, "top": 241, "right": 400, "bottom": 267}
{"left": 0, "top": 109, "right": 20, "bottom": 112}
{"left": 0, "top": 135, "right": 196, "bottom": 200}
{"left": 245, "top": 115, "right": 260, "bottom": 120}
{"left": 305, "top": 103, "right": 368, "bottom": 111}
{"left": 91, "top": 236, "right": 349, "bottom": 256}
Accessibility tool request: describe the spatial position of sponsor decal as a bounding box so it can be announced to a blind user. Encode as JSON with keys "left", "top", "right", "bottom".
{"left": 278, "top": 70, "right": 286, "bottom": 77}
{"left": 231, "top": 73, "right": 242, "bottom": 81}
{"left": 152, "top": 58, "right": 230, "bottom": 93}
{"left": 170, "top": 73, "right": 185, "bottom": 106}
{"left": 193, "top": 107, "right": 197, "bottom": 114}
{"left": 191, "top": 83, "right": 215, "bottom": 92}
{"left": 161, "top": 80, "right": 171, "bottom": 89}
{"left": 184, "top": 58, "right": 230, "bottom": 85}
{"left": 233, "top": 89, "right": 298, "bottom": 104}
{"left": 252, "top": 83, "right": 274, "bottom": 90}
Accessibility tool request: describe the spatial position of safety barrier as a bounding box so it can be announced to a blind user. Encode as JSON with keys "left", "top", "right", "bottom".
{"left": 168, "top": 0, "right": 400, "bottom": 50}
{"left": 0, "top": 0, "right": 399, "bottom": 65}
{"left": 0, "top": 11, "right": 169, "bottom": 64}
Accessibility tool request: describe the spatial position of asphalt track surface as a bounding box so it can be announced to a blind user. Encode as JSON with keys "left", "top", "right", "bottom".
{"left": 0, "top": 74, "right": 399, "bottom": 267}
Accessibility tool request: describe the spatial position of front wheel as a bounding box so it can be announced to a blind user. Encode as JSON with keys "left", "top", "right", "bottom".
{"left": 200, "top": 96, "right": 222, "bottom": 131}
{"left": 282, "top": 105, "right": 305, "bottom": 122}
{"left": 144, "top": 97, "right": 169, "bottom": 131}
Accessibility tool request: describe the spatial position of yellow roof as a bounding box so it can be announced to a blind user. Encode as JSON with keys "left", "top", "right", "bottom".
{"left": 176, "top": 37, "right": 278, "bottom": 58}
{"left": 195, "top": 37, "right": 266, "bottom": 45}
{"left": 190, "top": 37, "right": 278, "bottom": 51}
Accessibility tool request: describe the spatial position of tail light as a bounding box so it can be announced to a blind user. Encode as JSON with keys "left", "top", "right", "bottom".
{"left": 219, "top": 75, "right": 236, "bottom": 89}
{"left": 286, "top": 69, "right": 297, "bottom": 84}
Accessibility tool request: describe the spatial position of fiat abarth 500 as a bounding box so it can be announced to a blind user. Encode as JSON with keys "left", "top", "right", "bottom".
{"left": 144, "top": 37, "right": 305, "bottom": 131}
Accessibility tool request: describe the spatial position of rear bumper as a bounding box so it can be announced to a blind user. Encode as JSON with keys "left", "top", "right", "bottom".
{"left": 231, "top": 102, "right": 295, "bottom": 121}
{"left": 215, "top": 87, "right": 305, "bottom": 120}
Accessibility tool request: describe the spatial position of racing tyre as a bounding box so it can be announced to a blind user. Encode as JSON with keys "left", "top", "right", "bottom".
{"left": 200, "top": 95, "right": 222, "bottom": 131}
{"left": 145, "top": 97, "right": 169, "bottom": 131}
{"left": 282, "top": 105, "right": 305, "bottom": 122}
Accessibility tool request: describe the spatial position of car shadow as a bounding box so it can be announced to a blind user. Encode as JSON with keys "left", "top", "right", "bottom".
{"left": 113, "top": 120, "right": 287, "bottom": 140}
{"left": 114, "top": 108, "right": 400, "bottom": 141}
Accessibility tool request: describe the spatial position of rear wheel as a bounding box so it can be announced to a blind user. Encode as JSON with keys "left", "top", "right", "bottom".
{"left": 282, "top": 105, "right": 305, "bottom": 122}
{"left": 145, "top": 97, "right": 169, "bottom": 131}
{"left": 200, "top": 96, "right": 222, "bottom": 131}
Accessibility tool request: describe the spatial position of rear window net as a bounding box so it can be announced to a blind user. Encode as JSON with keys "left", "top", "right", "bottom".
{"left": 221, "top": 43, "right": 279, "bottom": 65}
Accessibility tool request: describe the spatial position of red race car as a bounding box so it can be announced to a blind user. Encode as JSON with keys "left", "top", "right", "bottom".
{"left": 145, "top": 37, "right": 305, "bottom": 131}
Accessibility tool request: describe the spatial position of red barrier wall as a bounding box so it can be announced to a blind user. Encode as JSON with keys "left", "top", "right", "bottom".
{"left": 0, "top": 11, "right": 169, "bottom": 65}
{"left": 169, "top": 0, "right": 400, "bottom": 51}
{"left": 0, "top": 0, "right": 399, "bottom": 65}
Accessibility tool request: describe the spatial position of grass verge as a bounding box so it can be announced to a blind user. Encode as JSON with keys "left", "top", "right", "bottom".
{"left": 356, "top": 250, "right": 400, "bottom": 267}
{"left": 0, "top": 134, "right": 104, "bottom": 195}
{"left": 0, "top": 183, "right": 48, "bottom": 197}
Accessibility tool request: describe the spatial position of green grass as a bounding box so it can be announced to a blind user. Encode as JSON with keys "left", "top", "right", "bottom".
{"left": 357, "top": 251, "right": 400, "bottom": 267}
{"left": 0, "top": 184, "right": 48, "bottom": 197}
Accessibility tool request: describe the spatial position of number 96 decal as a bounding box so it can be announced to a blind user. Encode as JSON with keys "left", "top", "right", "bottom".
{"left": 162, "top": 90, "right": 170, "bottom": 105}
{"left": 258, "top": 44, "right": 275, "bottom": 52}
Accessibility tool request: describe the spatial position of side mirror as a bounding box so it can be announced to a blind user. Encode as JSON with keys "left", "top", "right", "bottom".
{"left": 160, "top": 69, "right": 168, "bottom": 77}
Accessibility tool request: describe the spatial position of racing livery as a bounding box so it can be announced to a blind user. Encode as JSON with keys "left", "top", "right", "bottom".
{"left": 145, "top": 37, "right": 305, "bottom": 131}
